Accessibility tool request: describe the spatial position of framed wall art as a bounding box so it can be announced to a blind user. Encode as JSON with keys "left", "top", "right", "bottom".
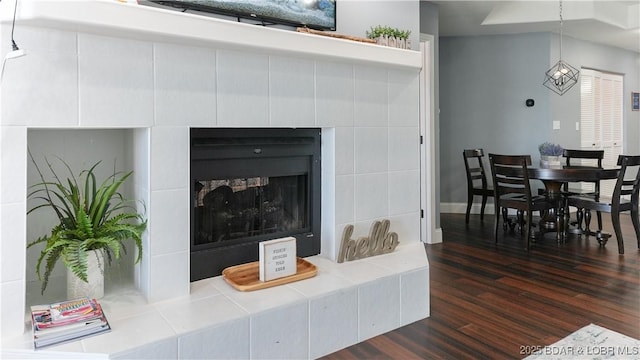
{"left": 632, "top": 92, "right": 639, "bottom": 111}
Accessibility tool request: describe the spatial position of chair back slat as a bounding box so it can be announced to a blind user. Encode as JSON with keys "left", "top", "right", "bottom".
{"left": 463, "top": 149, "right": 490, "bottom": 190}
{"left": 489, "top": 154, "right": 533, "bottom": 201}
{"left": 563, "top": 149, "right": 604, "bottom": 167}
{"left": 612, "top": 155, "right": 640, "bottom": 205}
{"left": 563, "top": 149, "right": 604, "bottom": 194}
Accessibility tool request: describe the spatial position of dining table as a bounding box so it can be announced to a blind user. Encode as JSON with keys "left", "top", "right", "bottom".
{"left": 527, "top": 166, "right": 620, "bottom": 241}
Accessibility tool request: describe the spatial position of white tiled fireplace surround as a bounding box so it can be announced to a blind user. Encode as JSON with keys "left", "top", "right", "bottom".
{"left": 1, "top": 2, "right": 430, "bottom": 359}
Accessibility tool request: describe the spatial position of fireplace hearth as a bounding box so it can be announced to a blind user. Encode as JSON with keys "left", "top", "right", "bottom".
{"left": 190, "top": 128, "right": 321, "bottom": 281}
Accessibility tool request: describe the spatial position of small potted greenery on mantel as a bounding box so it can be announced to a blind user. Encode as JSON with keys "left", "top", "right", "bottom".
{"left": 27, "top": 154, "right": 147, "bottom": 298}
{"left": 366, "top": 25, "right": 412, "bottom": 49}
{"left": 538, "top": 142, "right": 564, "bottom": 168}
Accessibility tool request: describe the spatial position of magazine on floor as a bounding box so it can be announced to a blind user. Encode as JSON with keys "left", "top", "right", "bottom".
{"left": 30, "top": 297, "right": 111, "bottom": 349}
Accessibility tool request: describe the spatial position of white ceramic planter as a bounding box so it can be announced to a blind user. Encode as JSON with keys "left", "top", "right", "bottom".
{"left": 67, "top": 249, "right": 105, "bottom": 299}
{"left": 540, "top": 155, "right": 563, "bottom": 169}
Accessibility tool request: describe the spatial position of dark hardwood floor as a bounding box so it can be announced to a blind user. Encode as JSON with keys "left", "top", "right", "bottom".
{"left": 322, "top": 212, "right": 640, "bottom": 359}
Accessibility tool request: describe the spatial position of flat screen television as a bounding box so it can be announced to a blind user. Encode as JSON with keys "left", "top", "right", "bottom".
{"left": 146, "top": 0, "right": 336, "bottom": 31}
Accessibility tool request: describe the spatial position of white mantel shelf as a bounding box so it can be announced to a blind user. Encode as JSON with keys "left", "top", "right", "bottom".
{"left": 2, "top": 0, "right": 422, "bottom": 70}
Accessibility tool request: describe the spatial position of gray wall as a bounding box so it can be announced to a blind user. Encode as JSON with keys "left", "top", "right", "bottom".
{"left": 439, "top": 32, "right": 640, "bottom": 208}
{"left": 439, "top": 33, "right": 552, "bottom": 206}
{"left": 338, "top": 1, "right": 420, "bottom": 50}
{"left": 549, "top": 35, "right": 640, "bottom": 152}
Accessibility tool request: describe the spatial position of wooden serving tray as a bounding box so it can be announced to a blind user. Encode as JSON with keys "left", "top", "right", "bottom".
{"left": 222, "top": 257, "right": 317, "bottom": 291}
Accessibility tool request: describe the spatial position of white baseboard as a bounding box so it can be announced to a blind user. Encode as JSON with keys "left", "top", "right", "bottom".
{"left": 430, "top": 227, "right": 442, "bottom": 244}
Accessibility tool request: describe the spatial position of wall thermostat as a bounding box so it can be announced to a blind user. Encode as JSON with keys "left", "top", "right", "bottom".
{"left": 526, "top": 99, "right": 535, "bottom": 107}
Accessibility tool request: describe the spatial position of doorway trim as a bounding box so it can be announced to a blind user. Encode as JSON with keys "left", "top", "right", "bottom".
{"left": 420, "top": 34, "right": 442, "bottom": 244}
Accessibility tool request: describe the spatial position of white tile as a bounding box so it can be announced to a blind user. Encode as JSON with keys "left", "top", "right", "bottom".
{"left": 0, "top": 280, "right": 25, "bottom": 337}
{"left": 80, "top": 311, "right": 176, "bottom": 354}
{"left": 335, "top": 127, "right": 354, "bottom": 175}
{"left": 0, "top": 126, "right": 26, "bottom": 204}
{"left": 389, "top": 127, "right": 420, "bottom": 171}
{"left": 388, "top": 170, "right": 420, "bottom": 215}
{"left": 78, "top": 33, "right": 153, "bottom": 127}
{"left": 321, "top": 128, "right": 337, "bottom": 261}
{"left": 1, "top": 25, "right": 77, "bottom": 56}
{"left": 325, "top": 258, "right": 390, "bottom": 285}
{"left": 304, "top": 254, "right": 341, "bottom": 272}
{"left": 389, "top": 69, "right": 420, "bottom": 127}
{"left": 321, "top": 223, "right": 337, "bottom": 262}
{"left": 148, "top": 251, "right": 190, "bottom": 302}
{"left": 358, "top": 275, "right": 401, "bottom": 340}
{"left": 1, "top": 29, "right": 78, "bottom": 127}
{"left": 100, "top": 286, "right": 157, "bottom": 322}
{"left": 188, "top": 277, "right": 223, "bottom": 300}
{"left": 316, "top": 62, "right": 354, "bottom": 127}
{"left": 216, "top": 50, "right": 269, "bottom": 127}
{"left": 354, "top": 65, "right": 388, "bottom": 127}
{"left": 354, "top": 127, "right": 388, "bottom": 174}
{"left": 401, "top": 268, "right": 430, "bottom": 325}
{"left": 354, "top": 173, "right": 388, "bottom": 221}
{"left": 155, "top": 295, "right": 248, "bottom": 334}
{"left": 137, "top": 225, "right": 150, "bottom": 297}
{"left": 223, "top": 284, "right": 306, "bottom": 314}
{"left": 209, "top": 275, "right": 239, "bottom": 295}
{"left": 154, "top": 43, "right": 216, "bottom": 127}
{"left": 335, "top": 175, "right": 355, "bottom": 225}
{"left": 365, "top": 242, "right": 428, "bottom": 273}
{"left": 389, "top": 212, "right": 421, "bottom": 244}
{"left": 178, "top": 318, "right": 249, "bottom": 360}
{"left": 111, "top": 339, "right": 177, "bottom": 360}
{"left": 250, "top": 302, "right": 308, "bottom": 359}
{"left": 1, "top": 203, "right": 26, "bottom": 282}
{"left": 150, "top": 127, "right": 189, "bottom": 191}
{"left": 333, "top": 223, "right": 352, "bottom": 261}
{"left": 269, "top": 56, "right": 315, "bottom": 127}
{"left": 287, "top": 268, "right": 355, "bottom": 298}
{"left": 132, "top": 128, "right": 150, "bottom": 194}
{"left": 309, "top": 288, "right": 359, "bottom": 358}
{"left": 149, "top": 189, "right": 189, "bottom": 255}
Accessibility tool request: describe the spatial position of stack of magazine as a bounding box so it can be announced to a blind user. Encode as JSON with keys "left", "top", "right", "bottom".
{"left": 30, "top": 297, "right": 111, "bottom": 349}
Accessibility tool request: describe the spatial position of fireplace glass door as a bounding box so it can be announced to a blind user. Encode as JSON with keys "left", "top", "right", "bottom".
{"left": 193, "top": 174, "right": 308, "bottom": 245}
{"left": 190, "top": 128, "right": 321, "bottom": 281}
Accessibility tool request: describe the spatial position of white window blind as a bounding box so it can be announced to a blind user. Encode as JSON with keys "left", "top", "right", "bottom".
{"left": 580, "top": 69, "right": 624, "bottom": 198}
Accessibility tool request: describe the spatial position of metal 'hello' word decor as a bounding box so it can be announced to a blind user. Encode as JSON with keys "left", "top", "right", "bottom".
{"left": 337, "top": 219, "right": 399, "bottom": 263}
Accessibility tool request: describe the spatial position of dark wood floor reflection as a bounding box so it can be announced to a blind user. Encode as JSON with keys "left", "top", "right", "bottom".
{"left": 322, "top": 212, "right": 640, "bottom": 360}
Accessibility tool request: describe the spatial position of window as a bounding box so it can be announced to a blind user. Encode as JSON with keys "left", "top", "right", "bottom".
{"left": 580, "top": 69, "right": 623, "bottom": 197}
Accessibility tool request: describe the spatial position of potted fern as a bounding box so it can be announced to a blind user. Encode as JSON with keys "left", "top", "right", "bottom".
{"left": 27, "top": 155, "right": 147, "bottom": 298}
{"left": 366, "top": 25, "right": 412, "bottom": 49}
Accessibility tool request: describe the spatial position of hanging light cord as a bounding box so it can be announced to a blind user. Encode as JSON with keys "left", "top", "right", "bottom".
{"left": 559, "top": 0, "right": 563, "bottom": 61}
{"left": 11, "top": 0, "right": 21, "bottom": 51}
{"left": 2, "top": 0, "right": 24, "bottom": 82}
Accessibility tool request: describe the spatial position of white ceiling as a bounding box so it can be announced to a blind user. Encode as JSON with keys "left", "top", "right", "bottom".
{"left": 431, "top": 0, "right": 640, "bottom": 53}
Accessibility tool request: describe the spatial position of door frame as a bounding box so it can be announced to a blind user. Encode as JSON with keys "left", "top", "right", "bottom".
{"left": 420, "top": 34, "right": 442, "bottom": 244}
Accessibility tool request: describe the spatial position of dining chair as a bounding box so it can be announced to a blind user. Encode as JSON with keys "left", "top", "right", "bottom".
{"left": 563, "top": 149, "right": 604, "bottom": 230}
{"left": 566, "top": 155, "right": 640, "bottom": 254}
{"left": 489, "top": 154, "right": 553, "bottom": 250}
{"left": 463, "top": 149, "right": 494, "bottom": 224}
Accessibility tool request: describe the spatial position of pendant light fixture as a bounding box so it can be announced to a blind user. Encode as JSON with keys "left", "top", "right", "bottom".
{"left": 543, "top": 0, "right": 579, "bottom": 95}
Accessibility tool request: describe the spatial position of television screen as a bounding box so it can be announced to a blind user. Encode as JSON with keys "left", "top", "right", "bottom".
{"left": 147, "top": 0, "right": 336, "bottom": 31}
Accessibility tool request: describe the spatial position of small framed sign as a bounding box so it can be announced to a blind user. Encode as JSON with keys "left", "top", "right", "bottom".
{"left": 632, "top": 92, "right": 639, "bottom": 111}
{"left": 259, "top": 237, "right": 297, "bottom": 282}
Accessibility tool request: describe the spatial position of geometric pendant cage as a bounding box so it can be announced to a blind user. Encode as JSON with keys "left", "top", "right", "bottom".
{"left": 543, "top": 0, "right": 579, "bottom": 96}
{"left": 543, "top": 59, "right": 580, "bottom": 95}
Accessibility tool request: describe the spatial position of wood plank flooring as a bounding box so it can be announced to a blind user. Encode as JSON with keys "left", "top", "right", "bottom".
{"left": 322, "top": 212, "right": 640, "bottom": 359}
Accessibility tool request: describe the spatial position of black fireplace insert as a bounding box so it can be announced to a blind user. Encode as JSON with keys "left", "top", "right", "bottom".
{"left": 190, "top": 128, "right": 321, "bottom": 281}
